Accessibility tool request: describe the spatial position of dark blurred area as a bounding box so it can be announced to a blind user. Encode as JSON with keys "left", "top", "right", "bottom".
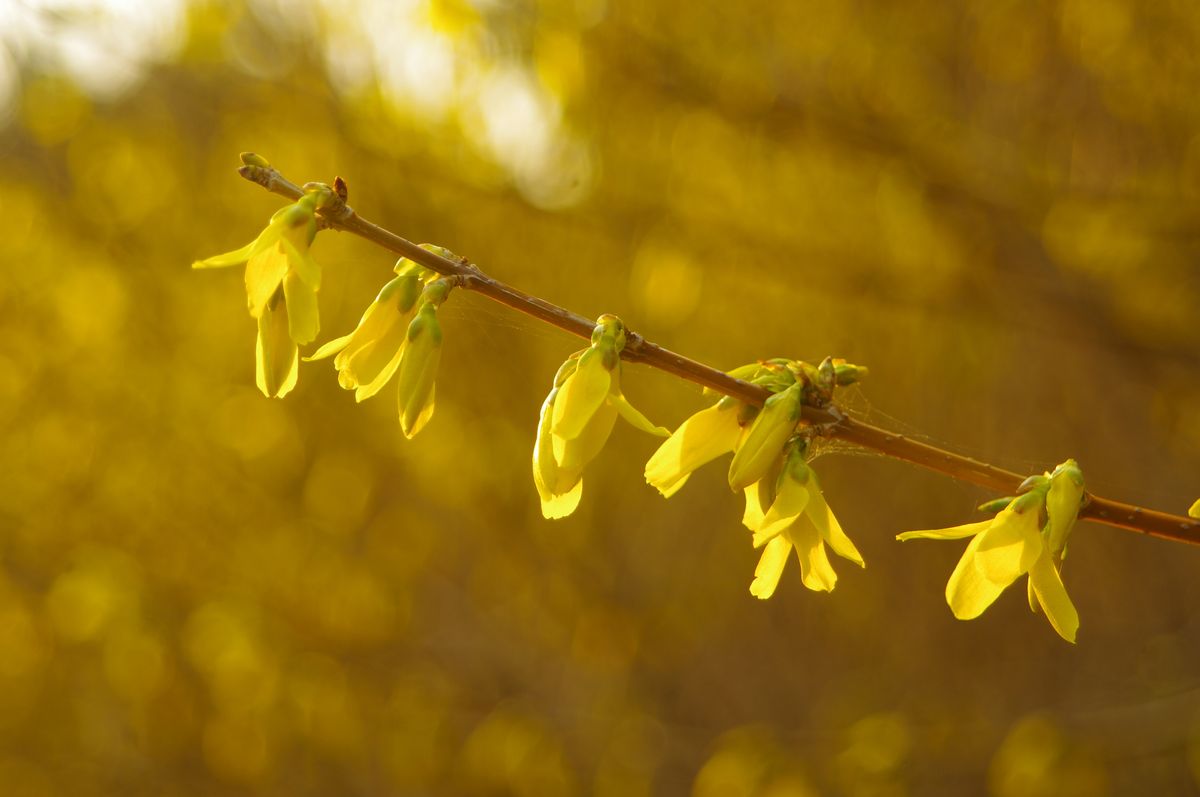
{"left": 1, "top": 0, "right": 1199, "bottom": 794}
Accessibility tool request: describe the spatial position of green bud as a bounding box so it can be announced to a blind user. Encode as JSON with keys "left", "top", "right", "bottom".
{"left": 977, "top": 496, "right": 1016, "bottom": 514}
{"left": 1017, "top": 474, "right": 1049, "bottom": 494}
{"left": 302, "top": 182, "right": 338, "bottom": 208}
{"left": 240, "top": 152, "right": 271, "bottom": 168}
{"left": 1046, "top": 458, "right": 1085, "bottom": 555}
{"left": 834, "top": 363, "right": 868, "bottom": 386}
{"left": 590, "top": 313, "right": 627, "bottom": 351}
{"left": 728, "top": 382, "right": 803, "bottom": 491}
{"left": 817, "top": 356, "right": 836, "bottom": 392}
{"left": 421, "top": 278, "right": 453, "bottom": 306}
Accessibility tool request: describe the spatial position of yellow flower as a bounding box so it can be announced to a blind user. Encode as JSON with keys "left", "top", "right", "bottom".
{"left": 193, "top": 189, "right": 331, "bottom": 397}
{"left": 533, "top": 315, "right": 669, "bottom": 519}
{"left": 1188, "top": 498, "right": 1200, "bottom": 519}
{"left": 745, "top": 446, "right": 864, "bottom": 598}
{"left": 897, "top": 460, "right": 1085, "bottom": 643}
{"left": 310, "top": 262, "right": 452, "bottom": 439}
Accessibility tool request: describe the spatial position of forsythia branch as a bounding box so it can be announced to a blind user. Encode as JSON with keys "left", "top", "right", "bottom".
{"left": 235, "top": 156, "right": 1200, "bottom": 547}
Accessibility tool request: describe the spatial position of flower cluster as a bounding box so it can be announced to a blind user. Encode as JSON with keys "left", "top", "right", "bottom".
{"left": 308, "top": 249, "right": 456, "bottom": 439}
{"left": 193, "top": 183, "right": 335, "bottom": 398}
{"left": 194, "top": 185, "right": 456, "bottom": 438}
{"left": 645, "top": 358, "right": 868, "bottom": 597}
{"left": 532, "top": 315, "right": 669, "bottom": 519}
{"left": 897, "top": 460, "right": 1085, "bottom": 642}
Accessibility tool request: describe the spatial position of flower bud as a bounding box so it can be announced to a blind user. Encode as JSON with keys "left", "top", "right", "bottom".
{"left": 727, "top": 382, "right": 803, "bottom": 491}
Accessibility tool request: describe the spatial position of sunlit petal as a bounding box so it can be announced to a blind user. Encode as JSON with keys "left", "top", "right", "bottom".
{"left": 1029, "top": 551, "right": 1079, "bottom": 643}
{"left": 749, "top": 535, "right": 791, "bottom": 600}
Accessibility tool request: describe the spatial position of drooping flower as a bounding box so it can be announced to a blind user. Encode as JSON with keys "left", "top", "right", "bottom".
{"left": 193, "top": 185, "right": 335, "bottom": 397}
{"left": 309, "top": 255, "right": 454, "bottom": 439}
{"left": 533, "top": 315, "right": 669, "bottom": 519}
{"left": 744, "top": 443, "right": 864, "bottom": 598}
{"left": 897, "top": 460, "right": 1085, "bottom": 642}
{"left": 644, "top": 358, "right": 868, "bottom": 597}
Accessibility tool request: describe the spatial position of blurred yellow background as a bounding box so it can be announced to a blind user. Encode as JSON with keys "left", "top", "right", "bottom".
{"left": 2, "top": 0, "right": 1200, "bottom": 794}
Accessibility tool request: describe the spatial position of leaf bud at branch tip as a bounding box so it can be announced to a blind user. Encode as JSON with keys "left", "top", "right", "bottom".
{"left": 239, "top": 152, "right": 271, "bottom": 168}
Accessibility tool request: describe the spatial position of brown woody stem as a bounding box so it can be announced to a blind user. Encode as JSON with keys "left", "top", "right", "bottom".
{"left": 236, "top": 159, "right": 1200, "bottom": 547}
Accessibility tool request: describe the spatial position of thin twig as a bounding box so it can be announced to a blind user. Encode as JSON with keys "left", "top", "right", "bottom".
{"left": 235, "top": 160, "right": 1200, "bottom": 547}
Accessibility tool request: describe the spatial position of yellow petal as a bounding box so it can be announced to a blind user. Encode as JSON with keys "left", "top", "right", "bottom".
{"left": 742, "top": 482, "right": 767, "bottom": 531}
{"left": 645, "top": 403, "right": 742, "bottom": 498}
{"left": 896, "top": 520, "right": 992, "bottom": 541}
{"left": 789, "top": 518, "right": 837, "bottom": 592}
{"left": 553, "top": 401, "right": 618, "bottom": 471}
{"left": 727, "top": 383, "right": 801, "bottom": 491}
{"left": 612, "top": 392, "right": 670, "bottom": 437}
{"left": 280, "top": 233, "right": 321, "bottom": 290}
{"left": 945, "top": 533, "right": 1007, "bottom": 620}
{"left": 1027, "top": 576, "right": 1039, "bottom": 614}
{"left": 306, "top": 333, "right": 354, "bottom": 362}
{"left": 255, "top": 291, "right": 298, "bottom": 398}
{"left": 532, "top": 388, "right": 568, "bottom": 510}
{"left": 973, "top": 507, "right": 1043, "bottom": 585}
{"left": 244, "top": 235, "right": 289, "bottom": 318}
{"left": 1029, "top": 551, "right": 1079, "bottom": 643}
{"left": 749, "top": 535, "right": 791, "bottom": 600}
{"left": 551, "top": 347, "right": 612, "bottom": 440}
{"left": 802, "top": 472, "right": 863, "bottom": 567}
{"left": 1190, "top": 499, "right": 1200, "bottom": 519}
{"left": 282, "top": 271, "right": 319, "bottom": 345}
{"left": 341, "top": 312, "right": 411, "bottom": 395}
{"left": 192, "top": 238, "right": 260, "bottom": 269}
{"left": 540, "top": 478, "right": 583, "bottom": 520}
{"left": 753, "top": 475, "right": 810, "bottom": 547}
